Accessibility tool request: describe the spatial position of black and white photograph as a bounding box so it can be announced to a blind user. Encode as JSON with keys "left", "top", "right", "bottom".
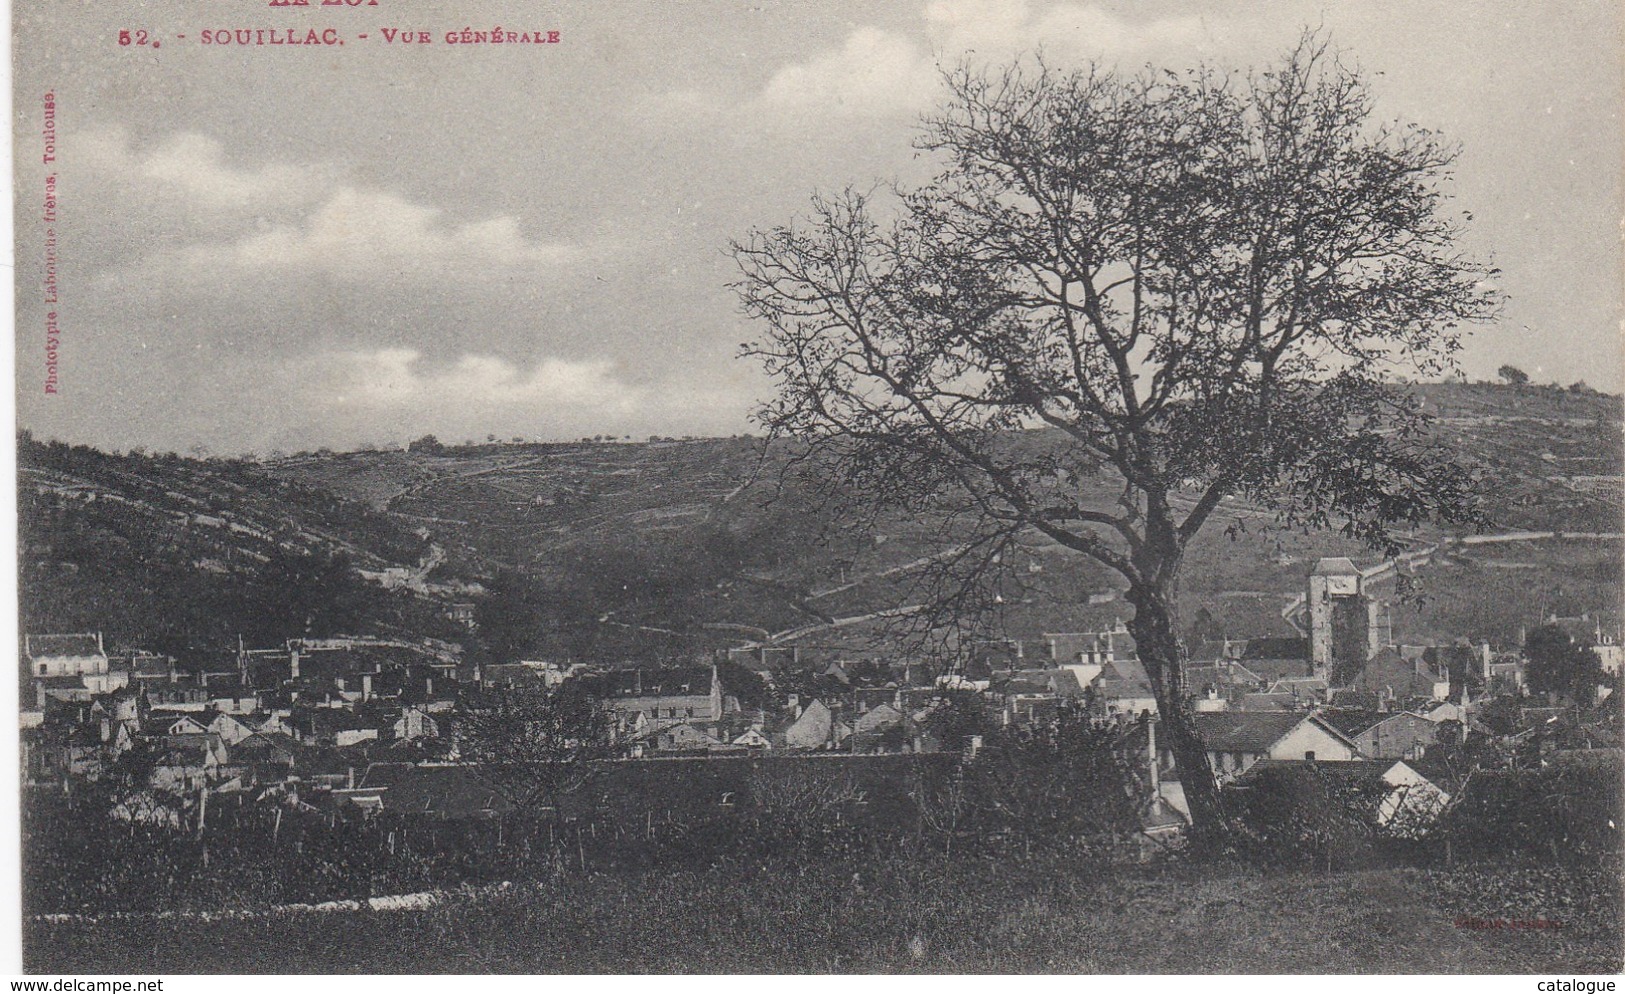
{"left": 9, "top": 0, "right": 1624, "bottom": 976}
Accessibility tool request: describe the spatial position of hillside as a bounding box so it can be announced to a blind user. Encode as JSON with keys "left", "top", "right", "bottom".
{"left": 17, "top": 435, "right": 467, "bottom": 661}
{"left": 18, "top": 382, "right": 1623, "bottom": 664}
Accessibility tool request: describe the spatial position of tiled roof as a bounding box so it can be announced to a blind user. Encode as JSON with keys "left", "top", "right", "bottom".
{"left": 575, "top": 667, "right": 714, "bottom": 699}
{"left": 34, "top": 675, "right": 89, "bottom": 690}
{"left": 1316, "top": 708, "right": 1385, "bottom": 738}
{"left": 1193, "top": 711, "right": 1321, "bottom": 752}
{"left": 1231, "top": 758, "right": 1393, "bottom": 786}
{"left": 1240, "top": 637, "right": 1310, "bottom": 663}
{"left": 1311, "top": 557, "right": 1362, "bottom": 577}
{"left": 1095, "top": 658, "right": 1155, "bottom": 695}
{"left": 26, "top": 634, "right": 103, "bottom": 659}
{"left": 1238, "top": 693, "right": 1300, "bottom": 712}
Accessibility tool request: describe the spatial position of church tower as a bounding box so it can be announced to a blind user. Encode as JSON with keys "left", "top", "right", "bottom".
{"left": 1308, "top": 557, "right": 1365, "bottom": 682}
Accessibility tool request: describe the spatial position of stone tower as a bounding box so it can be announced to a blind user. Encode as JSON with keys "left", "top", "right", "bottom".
{"left": 1308, "top": 557, "right": 1365, "bottom": 682}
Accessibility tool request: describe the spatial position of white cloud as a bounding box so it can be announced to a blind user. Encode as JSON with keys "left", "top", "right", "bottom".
{"left": 320, "top": 349, "right": 643, "bottom": 413}
{"left": 79, "top": 127, "right": 322, "bottom": 211}
{"left": 718, "top": 1, "right": 1216, "bottom": 122}
{"left": 757, "top": 26, "right": 940, "bottom": 117}
{"left": 183, "top": 187, "right": 573, "bottom": 279}
{"left": 924, "top": 0, "right": 1208, "bottom": 62}
{"left": 77, "top": 126, "right": 574, "bottom": 284}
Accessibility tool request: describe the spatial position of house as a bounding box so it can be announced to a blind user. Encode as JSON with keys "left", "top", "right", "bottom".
{"left": 995, "top": 669, "right": 1063, "bottom": 723}
{"left": 203, "top": 683, "right": 262, "bottom": 715}
{"left": 207, "top": 710, "right": 262, "bottom": 745}
{"left": 783, "top": 699, "right": 849, "bottom": 750}
{"left": 90, "top": 686, "right": 145, "bottom": 726}
{"left": 289, "top": 707, "right": 382, "bottom": 747}
{"left": 1348, "top": 646, "right": 1445, "bottom": 701}
{"left": 149, "top": 737, "right": 229, "bottom": 792}
{"left": 393, "top": 704, "right": 441, "bottom": 741}
{"left": 1185, "top": 659, "right": 1267, "bottom": 700}
{"left": 574, "top": 666, "right": 727, "bottom": 729}
{"left": 1420, "top": 700, "right": 1468, "bottom": 724}
{"left": 655, "top": 723, "right": 724, "bottom": 752}
{"left": 480, "top": 662, "right": 554, "bottom": 691}
{"left": 26, "top": 723, "right": 113, "bottom": 781}
{"left": 1043, "top": 622, "right": 1135, "bottom": 666}
{"left": 967, "top": 639, "right": 1026, "bottom": 672}
{"left": 731, "top": 727, "right": 771, "bottom": 749}
{"left": 1350, "top": 711, "right": 1439, "bottom": 760}
{"left": 853, "top": 701, "right": 903, "bottom": 736}
{"left": 145, "top": 682, "right": 210, "bottom": 710}
{"left": 144, "top": 713, "right": 213, "bottom": 738}
{"left": 1230, "top": 758, "right": 1452, "bottom": 836}
{"left": 1238, "top": 636, "right": 1314, "bottom": 683}
{"left": 122, "top": 652, "right": 177, "bottom": 686}
{"left": 1485, "top": 654, "right": 1525, "bottom": 694}
{"left": 1188, "top": 710, "right": 1362, "bottom": 783}
{"left": 24, "top": 633, "right": 110, "bottom": 681}
{"left": 33, "top": 675, "right": 95, "bottom": 706}
{"left": 1092, "top": 659, "right": 1159, "bottom": 716}
{"left": 248, "top": 711, "right": 292, "bottom": 737}
{"left": 228, "top": 731, "right": 299, "bottom": 767}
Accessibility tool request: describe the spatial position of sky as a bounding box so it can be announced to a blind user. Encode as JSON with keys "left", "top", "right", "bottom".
{"left": 11, "top": 0, "right": 1623, "bottom": 455}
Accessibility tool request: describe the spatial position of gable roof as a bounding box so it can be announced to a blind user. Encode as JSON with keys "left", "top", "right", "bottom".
{"left": 1051, "top": 669, "right": 1088, "bottom": 698}
{"left": 1095, "top": 658, "right": 1154, "bottom": 691}
{"left": 229, "top": 733, "right": 298, "bottom": 761}
{"left": 142, "top": 713, "right": 211, "bottom": 735}
{"left": 1231, "top": 757, "right": 1396, "bottom": 787}
{"left": 854, "top": 702, "right": 903, "bottom": 733}
{"left": 1193, "top": 711, "right": 1356, "bottom": 753}
{"left": 1266, "top": 676, "right": 1329, "bottom": 695}
{"left": 26, "top": 634, "right": 104, "bottom": 660}
{"left": 1316, "top": 708, "right": 1385, "bottom": 738}
{"left": 661, "top": 723, "right": 723, "bottom": 748}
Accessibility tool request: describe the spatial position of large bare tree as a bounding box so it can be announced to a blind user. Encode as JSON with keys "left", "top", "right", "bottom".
{"left": 454, "top": 683, "right": 614, "bottom": 813}
{"left": 731, "top": 35, "right": 1498, "bottom": 840}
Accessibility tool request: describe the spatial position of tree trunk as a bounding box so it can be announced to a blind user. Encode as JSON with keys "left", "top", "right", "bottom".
{"left": 1127, "top": 581, "right": 1231, "bottom": 849}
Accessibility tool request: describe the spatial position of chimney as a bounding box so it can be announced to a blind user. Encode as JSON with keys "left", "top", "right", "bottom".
{"left": 362, "top": 673, "right": 373, "bottom": 701}
{"left": 1147, "top": 719, "right": 1160, "bottom": 795}
{"left": 1304, "top": 750, "right": 1316, "bottom": 764}
{"left": 967, "top": 734, "right": 983, "bottom": 760}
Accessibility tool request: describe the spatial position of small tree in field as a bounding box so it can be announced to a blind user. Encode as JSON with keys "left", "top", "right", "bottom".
{"left": 1497, "top": 364, "right": 1529, "bottom": 387}
{"left": 731, "top": 34, "right": 1497, "bottom": 842}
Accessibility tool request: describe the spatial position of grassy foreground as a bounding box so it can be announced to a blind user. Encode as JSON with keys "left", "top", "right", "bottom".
{"left": 26, "top": 858, "right": 1622, "bottom": 974}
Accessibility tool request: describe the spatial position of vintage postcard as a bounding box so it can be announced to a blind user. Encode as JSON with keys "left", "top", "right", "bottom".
{"left": 11, "top": 0, "right": 1623, "bottom": 977}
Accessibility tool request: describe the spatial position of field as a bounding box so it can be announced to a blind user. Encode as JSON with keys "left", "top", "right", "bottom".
{"left": 26, "top": 859, "right": 1622, "bottom": 974}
